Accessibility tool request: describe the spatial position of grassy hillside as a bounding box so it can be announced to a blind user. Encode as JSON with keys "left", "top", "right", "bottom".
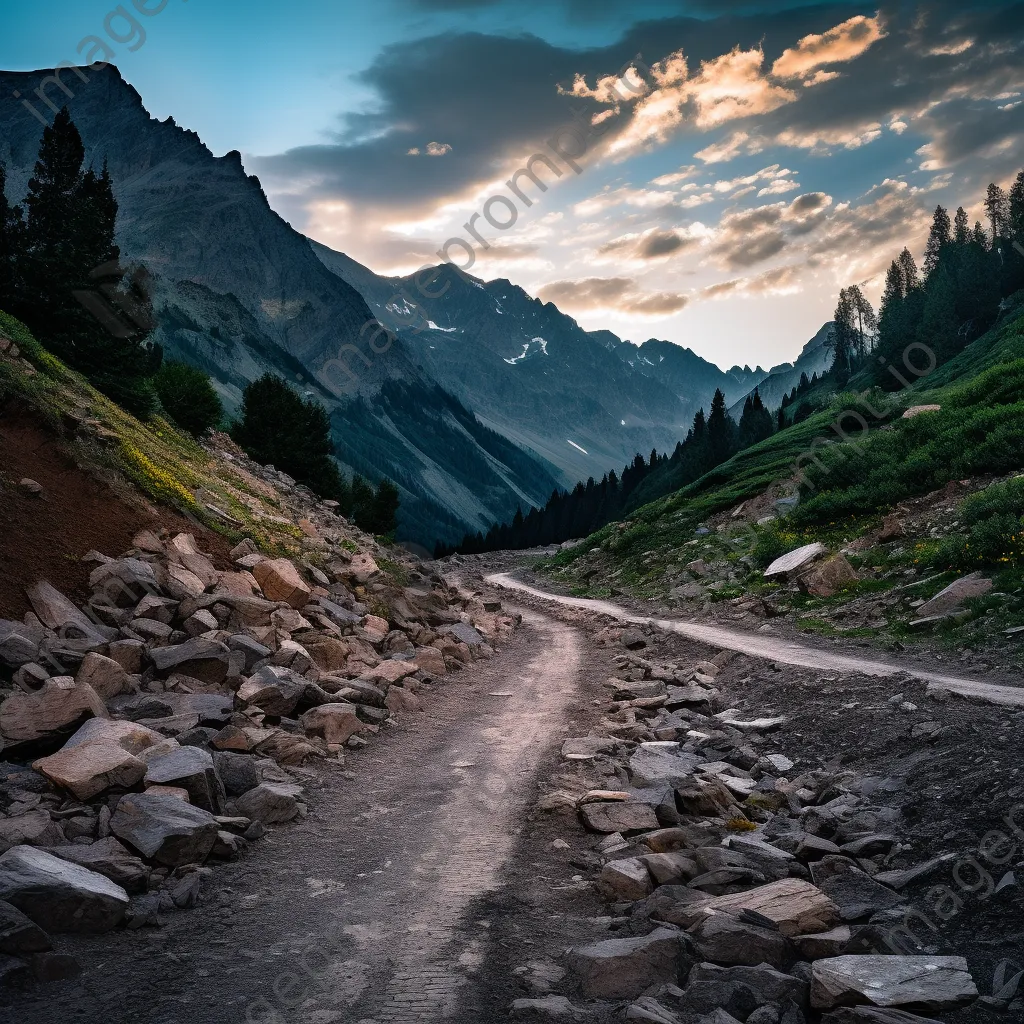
{"left": 539, "top": 302, "right": 1024, "bottom": 612}
{"left": 0, "top": 310, "right": 354, "bottom": 560}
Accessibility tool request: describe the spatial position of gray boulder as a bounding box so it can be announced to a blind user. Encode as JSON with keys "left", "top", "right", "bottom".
{"left": 42, "top": 837, "right": 149, "bottom": 893}
{"left": 811, "top": 955, "right": 977, "bottom": 1012}
{"left": 0, "top": 900, "right": 51, "bottom": 954}
{"left": 568, "top": 927, "right": 684, "bottom": 999}
{"left": 144, "top": 746, "right": 224, "bottom": 812}
{"left": 213, "top": 751, "right": 259, "bottom": 795}
{"left": 235, "top": 782, "right": 304, "bottom": 824}
{"left": 0, "top": 846, "right": 128, "bottom": 932}
{"left": 111, "top": 792, "right": 220, "bottom": 866}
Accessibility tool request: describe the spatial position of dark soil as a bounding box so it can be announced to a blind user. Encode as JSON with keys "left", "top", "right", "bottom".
{"left": 0, "top": 404, "right": 234, "bottom": 620}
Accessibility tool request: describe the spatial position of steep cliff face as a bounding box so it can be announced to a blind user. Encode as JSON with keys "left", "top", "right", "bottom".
{"left": 0, "top": 66, "right": 562, "bottom": 545}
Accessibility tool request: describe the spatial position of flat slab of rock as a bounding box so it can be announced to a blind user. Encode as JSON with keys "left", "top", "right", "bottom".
{"left": 568, "top": 928, "right": 684, "bottom": 999}
{"left": 691, "top": 878, "right": 840, "bottom": 936}
{"left": 362, "top": 659, "right": 418, "bottom": 686}
{"left": 0, "top": 810, "right": 64, "bottom": 853}
{"left": 42, "top": 838, "right": 148, "bottom": 894}
{"left": 562, "top": 736, "right": 618, "bottom": 760}
{"left": 764, "top": 542, "right": 827, "bottom": 578}
{"left": 0, "top": 846, "right": 128, "bottom": 933}
{"left": 916, "top": 573, "right": 992, "bottom": 618}
{"left": 822, "top": 1009, "right": 942, "bottom": 1024}
{"left": 76, "top": 652, "right": 135, "bottom": 700}
{"left": 811, "top": 955, "right": 977, "bottom": 1011}
{"left": 579, "top": 800, "right": 660, "bottom": 835}
{"left": 628, "top": 744, "right": 701, "bottom": 787}
{"left": 111, "top": 792, "right": 220, "bottom": 866}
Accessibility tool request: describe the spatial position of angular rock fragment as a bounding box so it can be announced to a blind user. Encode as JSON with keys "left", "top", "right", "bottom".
{"left": 568, "top": 928, "right": 684, "bottom": 999}
{"left": 0, "top": 846, "right": 129, "bottom": 932}
{"left": 234, "top": 782, "right": 304, "bottom": 824}
{"left": 0, "top": 677, "right": 108, "bottom": 748}
{"left": 253, "top": 558, "right": 311, "bottom": 608}
{"left": 811, "top": 955, "right": 977, "bottom": 1012}
{"left": 110, "top": 792, "right": 220, "bottom": 867}
{"left": 579, "top": 800, "right": 661, "bottom": 835}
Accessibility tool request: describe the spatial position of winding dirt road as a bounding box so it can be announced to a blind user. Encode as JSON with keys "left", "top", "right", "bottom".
{"left": 487, "top": 572, "right": 1024, "bottom": 708}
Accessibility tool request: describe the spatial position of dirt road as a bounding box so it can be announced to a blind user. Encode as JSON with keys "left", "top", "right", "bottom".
{"left": 487, "top": 572, "right": 1024, "bottom": 707}
{"left": 5, "top": 605, "right": 588, "bottom": 1024}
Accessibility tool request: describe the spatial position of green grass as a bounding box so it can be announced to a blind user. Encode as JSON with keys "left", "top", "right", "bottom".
{"left": 539, "top": 306, "right": 1024, "bottom": 602}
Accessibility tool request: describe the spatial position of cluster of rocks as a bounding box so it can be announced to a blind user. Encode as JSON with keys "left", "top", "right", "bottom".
{"left": 517, "top": 631, "right": 986, "bottom": 1023}
{"left": 0, "top": 518, "right": 514, "bottom": 990}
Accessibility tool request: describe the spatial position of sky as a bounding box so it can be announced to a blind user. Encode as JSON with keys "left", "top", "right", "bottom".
{"left": 4, "top": 0, "right": 1024, "bottom": 370}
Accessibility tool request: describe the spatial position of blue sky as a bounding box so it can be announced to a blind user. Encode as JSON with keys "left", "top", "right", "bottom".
{"left": 4, "top": 1, "right": 1023, "bottom": 369}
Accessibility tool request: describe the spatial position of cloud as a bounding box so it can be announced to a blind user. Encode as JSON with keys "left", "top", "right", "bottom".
{"left": 597, "top": 227, "right": 702, "bottom": 261}
{"left": 537, "top": 276, "right": 688, "bottom": 317}
{"left": 604, "top": 46, "right": 797, "bottom": 158}
{"left": 700, "top": 263, "right": 805, "bottom": 301}
{"left": 695, "top": 130, "right": 764, "bottom": 164}
{"left": 771, "top": 14, "right": 887, "bottom": 80}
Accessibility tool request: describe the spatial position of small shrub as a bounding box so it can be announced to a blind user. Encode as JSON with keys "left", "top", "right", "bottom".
{"left": 751, "top": 521, "right": 801, "bottom": 568}
{"left": 933, "top": 477, "right": 1024, "bottom": 570}
{"left": 154, "top": 361, "right": 223, "bottom": 437}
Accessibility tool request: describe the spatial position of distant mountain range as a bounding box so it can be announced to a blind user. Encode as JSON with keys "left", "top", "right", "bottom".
{"left": 727, "top": 322, "right": 835, "bottom": 418}
{"left": 0, "top": 65, "right": 823, "bottom": 545}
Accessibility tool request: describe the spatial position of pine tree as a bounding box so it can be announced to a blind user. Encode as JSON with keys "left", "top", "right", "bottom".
{"left": 985, "top": 183, "right": 1010, "bottom": 242}
{"left": 232, "top": 374, "right": 353, "bottom": 507}
{"left": 953, "top": 206, "right": 970, "bottom": 247}
{"left": 923, "top": 205, "right": 952, "bottom": 276}
{"left": 845, "top": 284, "right": 877, "bottom": 358}
{"left": 18, "top": 108, "right": 160, "bottom": 413}
{"left": 917, "top": 263, "right": 959, "bottom": 361}
{"left": 738, "top": 389, "right": 773, "bottom": 449}
{"left": 0, "top": 162, "right": 23, "bottom": 312}
{"left": 829, "top": 288, "right": 856, "bottom": 378}
{"left": 364, "top": 480, "right": 399, "bottom": 536}
{"left": 898, "top": 248, "right": 921, "bottom": 292}
{"left": 707, "top": 388, "right": 737, "bottom": 465}
{"left": 1010, "top": 170, "right": 1024, "bottom": 242}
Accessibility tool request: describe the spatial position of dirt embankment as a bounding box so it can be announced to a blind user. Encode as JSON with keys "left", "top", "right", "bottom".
{"left": 0, "top": 406, "right": 232, "bottom": 620}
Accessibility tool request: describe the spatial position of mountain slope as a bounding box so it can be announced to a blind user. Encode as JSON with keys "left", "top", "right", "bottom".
{"left": 313, "top": 245, "right": 706, "bottom": 484}
{"left": 0, "top": 66, "right": 561, "bottom": 546}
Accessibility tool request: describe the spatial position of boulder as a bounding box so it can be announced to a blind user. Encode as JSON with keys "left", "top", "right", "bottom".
{"left": 811, "top": 955, "right": 977, "bottom": 1012}
{"left": 252, "top": 558, "right": 311, "bottom": 608}
{"left": 598, "top": 858, "right": 654, "bottom": 901}
{"left": 236, "top": 665, "right": 306, "bottom": 717}
{"left": 444, "top": 622, "right": 484, "bottom": 646}
{"left": 568, "top": 928, "right": 684, "bottom": 999}
{"left": 0, "top": 677, "right": 108, "bottom": 747}
{"left": 110, "top": 792, "right": 220, "bottom": 866}
{"left": 363, "top": 659, "right": 418, "bottom": 686}
{"left": 689, "top": 913, "right": 794, "bottom": 968}
{"left": 144, "top": 746, "right": 223, "bottom": 812}
{"left": 818, "top": 865, "right": 903, "bottom": 921}
{"left": 579, "top": 800, "right": 661, "bottom": 835}
{"left": 0, "top": 900, "right": 51, "bottom": 954}
{"left": 0, "top": 846, "right": 128, "bottom": 932}
{"left": 794, "top": 925, "right": 852, "bottom": 960}
{"left": 414, "top": 647, "right": 447, "bottom": 676}
{"left": 916, "top": 573, "right": 993, "bottom": 619}
{"left": 0, "top": 810, "right": 65, "bottom": 854}
{"left": 33, "top": 741, "right": 145, "bottom": 801}
{"left": 61, "top": 717, "right": 164, "bottom": 755}
{"left": 235, "top": 782, "right": 304, "bottom": 824}
{"left": 800, "top": 556, "right": 859, "bottom": 599}
{"left": 75, "top": 652, "right": 134, "bottom": 700}
{"left": 764, "top": 543, "right": 827, "bottom": 579}
{"left": 629, "top": 744, "right": 701, "bottom": 787}
{"left": 347, "top": 553, "right": 379, "bottom": 583}
{"left": 25, "top": 581, "right": 115, "bottom": 642}
{"left": 89, "top": 559, "right": 161, "bottom": 605}
{"left": 641, "top": 851, "right": 699, "bottom": 886}
{"left": 690, "top": 879, "right": 840, "bottom": 937}
{"left": 213, "top": 751, "right": 259, "bottom": 795}
{"left": 683, "top": 963, "right": 807, "bottom": 1019}
{"left": 42, "top": 838, "right": 148, "bottom": 893}
{"left": 301, "top": 704, "right": 365, "bottom": 746}
{"left": 0, "top": 622, "right": 39, "bottom": 669}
